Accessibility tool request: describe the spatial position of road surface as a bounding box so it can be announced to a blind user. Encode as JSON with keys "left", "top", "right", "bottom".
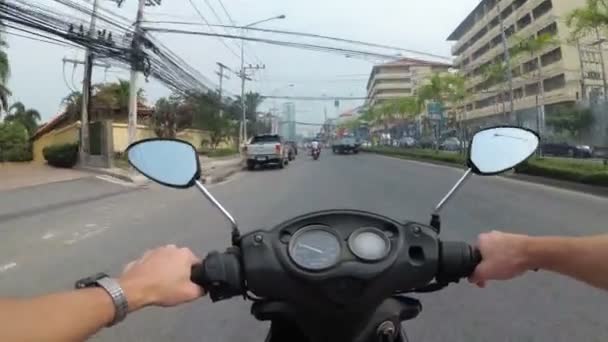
{"left": 1, "top": 153, "right": 607, "bottom": 341}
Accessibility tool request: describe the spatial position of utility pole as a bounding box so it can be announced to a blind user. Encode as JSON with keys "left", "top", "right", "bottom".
{"left": 594, "top": 29, "right": 608, "bottom": 101}
{"left": 239, "top": 63, "right": 264, "bottom": 144}
{"left": 216, "top": 62, "right": 229, "bottom": 118}
{"left": 127, "top": 0, "right": 147, "bottom": 148}
{"left": 79, "top": 0, "right": 99, "bottom": 164}
{"left": 496, "top": 2, "right": 514, "bottom": 121}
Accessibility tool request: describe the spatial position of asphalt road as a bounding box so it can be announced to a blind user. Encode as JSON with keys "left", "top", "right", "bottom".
{"left": 1, "top": 152, "right": 608, "bottom": 341}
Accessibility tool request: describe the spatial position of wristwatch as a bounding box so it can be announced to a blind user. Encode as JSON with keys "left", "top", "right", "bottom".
{"left": 75, "top": 273, "right": 129, "bottom": 326}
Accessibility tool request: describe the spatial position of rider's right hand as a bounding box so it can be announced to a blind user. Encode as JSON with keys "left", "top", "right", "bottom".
{"left": 119, "top": 245, "right": 205, "bottom": 312}
{"left": 469, "top": 231, "right": 532, "bottom": 287}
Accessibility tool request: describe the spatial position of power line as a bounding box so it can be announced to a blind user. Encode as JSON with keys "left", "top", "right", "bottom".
{"left": 144, "top": 27, "right": 402, "bottom": 61}
{"left": 1, "top": 28, "right": 82, "bottom": 49}
{"left": 263, "top": 95, "right": 367, "bottom": 100}
{"left": 141, "top": 20, "right": 452, "bottom": 62}
{"left": 186, "top": 0, "right": 241, "bottom": 61}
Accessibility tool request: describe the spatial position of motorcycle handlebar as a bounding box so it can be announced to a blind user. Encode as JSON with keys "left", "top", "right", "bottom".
{"left": 436, "top": 241, "right": 482, "bottom": 284}
{"left": 190, "top": 249, "right": 244, "bottom": 302}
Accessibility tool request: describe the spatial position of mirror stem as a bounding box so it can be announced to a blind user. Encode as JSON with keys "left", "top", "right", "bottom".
{"left": 433, "top": 168, "right": 473, "bottom": 215}
{"left": 195, "top": 180, "right": 241, "bottom": 244}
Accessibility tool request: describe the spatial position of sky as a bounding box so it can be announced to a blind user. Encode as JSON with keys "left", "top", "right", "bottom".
{"left": 6, "top": 0, "right": 481, "bottom": 131}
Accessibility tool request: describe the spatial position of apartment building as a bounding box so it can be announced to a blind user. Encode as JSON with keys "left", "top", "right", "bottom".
{"left": 366, "top": 58, "right": 451, "bottom": 107}
{"left": 448, "top": 0, "right": 608, "bottom": 125}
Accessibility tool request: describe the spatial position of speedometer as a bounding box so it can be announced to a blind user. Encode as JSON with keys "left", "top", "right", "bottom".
{"left": 348, "top": 227, "right": 390, "bottom": 261}
{"left": 288, "top": 225, "right": 341, "bottom": 271}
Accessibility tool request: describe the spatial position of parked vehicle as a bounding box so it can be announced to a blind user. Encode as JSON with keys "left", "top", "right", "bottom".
{"left": 541, "top": 142, "right": 593, "bottom": 158}
{"left": 439, "top": 137, "right": 462, "bottom": 152}
{"left": 125, "top": 126, "right": 540, "bottom": 342}
{"left": 398, "top": 137, "right": 416, "bottom": 148}
{"left": 332, "top": 137, "right": 360, "bottom": 154}
{"left": 244, "top": 134, "right": 289, "bottom": 170}
{"left": 285, "top": 141, "right": 298, "bottom": 161}
{"left": 418, "top": 136, "right": 437, "bottom": 149}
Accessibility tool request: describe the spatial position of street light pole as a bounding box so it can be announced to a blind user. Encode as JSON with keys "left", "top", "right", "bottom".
{"left": 239, "top": 15, "right": 285, "bottom": 145}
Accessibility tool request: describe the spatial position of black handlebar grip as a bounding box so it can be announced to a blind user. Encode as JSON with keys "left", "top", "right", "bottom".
{"left": 190, "top": 249, "right": 244, "bottom": 302}
{"left": 436, "top": 241, "right": 482, "bottom": 284}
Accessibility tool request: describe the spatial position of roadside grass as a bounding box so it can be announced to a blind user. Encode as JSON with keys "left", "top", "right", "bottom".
{"left": 199, "top": 147, "right": 239, "bottom": 158}
{"left": 364, "top": 146, "right": 608, "bottom": 187}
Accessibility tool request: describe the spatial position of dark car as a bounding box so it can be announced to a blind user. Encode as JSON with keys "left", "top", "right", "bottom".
{"left": 541, "top": 142, "right": 593, "bottom": 158}
{"left": 285, "top": 141, "right": 298, "bottom": 161}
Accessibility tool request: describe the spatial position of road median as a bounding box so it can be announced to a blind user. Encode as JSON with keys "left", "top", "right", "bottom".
{"left": 363, "top": 146, "right": 608, "bottom": 195}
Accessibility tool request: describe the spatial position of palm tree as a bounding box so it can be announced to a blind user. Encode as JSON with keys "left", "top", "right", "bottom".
{"left": 5, "top": 102, "right": 41, "bottom": 136}
{"left": 511, "top": 33, "right": 558, "bottom": 135}
{"left": 0, "top": 33, "right": 11, "bottom": 117}
{"left": 62, "top": 91, "right": 83, "bottom": 121}
{"left": 93, "top": 79, "right": 146, "bottom": 117}
{"left": 566, "top": 0, "right": 608, "bottom": 38}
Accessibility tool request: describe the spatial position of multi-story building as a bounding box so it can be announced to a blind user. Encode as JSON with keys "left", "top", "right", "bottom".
{"left": 280, "top": 102, "right": 296, "bottom": 141}
{"left": 447, "top": 0, "right": 608, "bottom": 126}
{"left": 366, "top": 58, "right": 452, "bottom": 107}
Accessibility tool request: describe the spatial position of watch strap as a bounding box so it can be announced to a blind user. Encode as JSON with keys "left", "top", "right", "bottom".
{"left": 96, "top": 277, "right": 129, "bottom": 326}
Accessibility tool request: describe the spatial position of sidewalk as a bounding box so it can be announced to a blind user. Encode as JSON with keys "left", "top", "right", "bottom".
{"left": 200, "top": 154, "right": 244, "bottom": 184}
{"left": 0, "top": 162, "right": 90, "bottom": 192}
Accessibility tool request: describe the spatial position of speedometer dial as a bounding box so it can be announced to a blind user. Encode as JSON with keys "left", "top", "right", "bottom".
{"left": 348, "top": 227, "right": 390, "bottom": 261}
{"left": 288, "top": 225, "right": 341, "bottom": 271}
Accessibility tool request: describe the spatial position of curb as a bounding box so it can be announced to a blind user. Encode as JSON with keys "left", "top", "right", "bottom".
{"left": 76, "top": 166, "right": 134, "bottom": 183}
{"left": 201, "top": 158, "right": 245, "bottom": 184}
{"left": 364, "top": 151, "right": 608, "bottom": 198}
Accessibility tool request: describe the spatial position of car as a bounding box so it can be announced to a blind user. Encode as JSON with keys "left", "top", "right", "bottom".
{"left": 418, "top": 136, "right": 438, "bottom": 149}
{"left": 332, "top": 137, "right": 360, "bottom": 154}
{"left": 439, "top": 137, "right": 462, "bottom": 152}
{"left": 541, "top": 142, "right": 593, "bottom": 158}
{"left": 285, "top": 141, "right": 298, "bottom": 161}
{"left": 244, "top": 134, "right": 289, "bottom": 170}
{"left": 398, "top": 137, "right": 416, "bottom": 148}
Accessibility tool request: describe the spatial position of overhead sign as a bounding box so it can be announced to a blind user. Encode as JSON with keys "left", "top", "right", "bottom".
{"left": 427, "top": 101, "right": 444, "bottom": 121}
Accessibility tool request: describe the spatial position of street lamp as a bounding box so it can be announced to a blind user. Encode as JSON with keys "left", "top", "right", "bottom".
{"left": 240, "top": 14, "right": 286, "bottom": 145}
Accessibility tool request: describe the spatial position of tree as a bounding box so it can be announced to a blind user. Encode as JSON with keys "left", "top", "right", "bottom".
{"left": 93, "top": 79, "right": 146, "bottom": 116}
{"left": 62, "top": 91, "right": 82, "bottom": 121}
{"left": 4, "top": 102, "right": 41, "bottom": 136}
{"left": 546, "top": 105, "right": 594, "bottom": 141}
{"left": 481, "top": 61, "right": 510, "bottom": 115}
{"left": 0, "top": 121, "right": 29, "bottom": 162}
{"left": 511, "top": 33, "right": 558, "bottom": 135}
{"left": 0, "top": 29, "right": 11, "bottom": 117}
{"left": 231, "top": 92, "right": 265, "bottom": 138}
{"left": 566, "top": 0, "right": 608, "bottom": 39}
{"left": 186, "top": 91, "right": 234, "bottom": 149}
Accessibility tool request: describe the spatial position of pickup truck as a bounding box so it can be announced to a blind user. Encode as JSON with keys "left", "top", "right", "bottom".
{"left": 332, "top": 137, "right": 360, "bottom": 154}
{"left": 245, "top": 134, "right": 289, "bottom": 170}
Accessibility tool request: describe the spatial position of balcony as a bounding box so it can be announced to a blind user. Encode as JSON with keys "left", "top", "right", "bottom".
{"left": 368, "top": 83, "right": 413, "bottom": 98}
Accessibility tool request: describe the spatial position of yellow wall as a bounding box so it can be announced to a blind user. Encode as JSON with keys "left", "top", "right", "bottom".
{"left": 111, "top": 124, "right": 212, "bottom": 152}
{"left": 111, "top": 123, "right": 156, "bottom": 152}
{"left": 32, "top": 122, "right": 81, "bottom": 163}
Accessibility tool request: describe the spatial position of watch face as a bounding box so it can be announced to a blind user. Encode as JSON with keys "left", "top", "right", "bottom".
{"left": 74, "top": 272, "right": 109, "bottom": 289}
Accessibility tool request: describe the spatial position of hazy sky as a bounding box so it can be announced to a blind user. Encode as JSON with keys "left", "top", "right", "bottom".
{"left": 7, "top": 0, "right": 480, "bottom": 129}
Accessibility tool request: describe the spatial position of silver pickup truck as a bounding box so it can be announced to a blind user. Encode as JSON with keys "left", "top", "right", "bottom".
{"left": 245, "top": 134, "right": 289, "bottom": 170}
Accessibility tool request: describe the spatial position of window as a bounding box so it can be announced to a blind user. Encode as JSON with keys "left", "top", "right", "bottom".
{"left": 541, "top": 47, "right": 562, "bottom": 66}
{"left": 512, "top": 66, "right": 522, "bottom": 78}
{"left": 517, "top": 14, "right": 532, "bottom": 31}
{"left": 533, "top": 0, "right": 553, "bottom": 20}
{"left": 473, "top": 43, "right": 490, "bottom": 60}
{"left": 543, "top": 74, "right": 565, "bottom": 92}
{"left": 538, "top": 22, "right": 558, "bottom": 37}
{"left": 466, "top": 103, "right": 473, "bottom": 111}
{"left": 505, "top": 25, "right": 516, "bottom": 38}
{"left": 501, "top": 5, "right": 513, "bottom": 20}
{"left": 491, "top": 35, "right": 502, "bottom": 48}
{"left": 523, "top": 58, "right": 539, "bottom": 73}
{"left": 513, "top": 0, "right": 527, "bottom": 11}
{"left": 586, "top": 71, "right": 602, "bottom": 80}
{"left": 489, "top": 17, "right": 500, "bottom": 30}
{"left": 514, "top": 87, "right": 524, "bottom": 99}
{"left": 525, "top": 82, "right": 539, "bottom": 96}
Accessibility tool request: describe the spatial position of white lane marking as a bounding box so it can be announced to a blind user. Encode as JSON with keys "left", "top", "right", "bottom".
{"left": 96, "top": 175, "right": 136, "bottom": 187}
{"left": 85, "top": 223, "right": 97, "bottom": 229}
{"left": 42, "top": 232, "right": 55, "bottom": 240}
{"left": 0, "top": 262, "right": 17, "bottom": 273}
{"left": 64, "top": 226, "right": 110, "bottom": 245}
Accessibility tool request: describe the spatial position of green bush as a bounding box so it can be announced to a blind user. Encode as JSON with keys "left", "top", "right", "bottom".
{"left": 2, "top": 147, "right": 32, "bottom": 162}
{"left": 362, "top": 146, "right": 467, "bottom": 166}
{"left": 43, "top": 143, "right": 79, "bottom": 168}
{"left": 515, "top": 158, "right": 608, "bottom": 186}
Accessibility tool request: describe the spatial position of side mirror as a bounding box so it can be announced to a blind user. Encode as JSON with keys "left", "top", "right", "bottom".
{"left": 431, "top": 126, "right": 540, "bottom": 233}
{"left": 468, "top": 126, "right": 539, "bottom": 175}
{"left": 127, "top": 138, "right": 200, "bottom": 188}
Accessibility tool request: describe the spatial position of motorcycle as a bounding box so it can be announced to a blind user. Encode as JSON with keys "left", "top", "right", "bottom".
{"left": 312, "top": 147, "right": 321, "bottom": 161}
{"left": 125, "top": 126, "right": 539, "bottom": 342}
